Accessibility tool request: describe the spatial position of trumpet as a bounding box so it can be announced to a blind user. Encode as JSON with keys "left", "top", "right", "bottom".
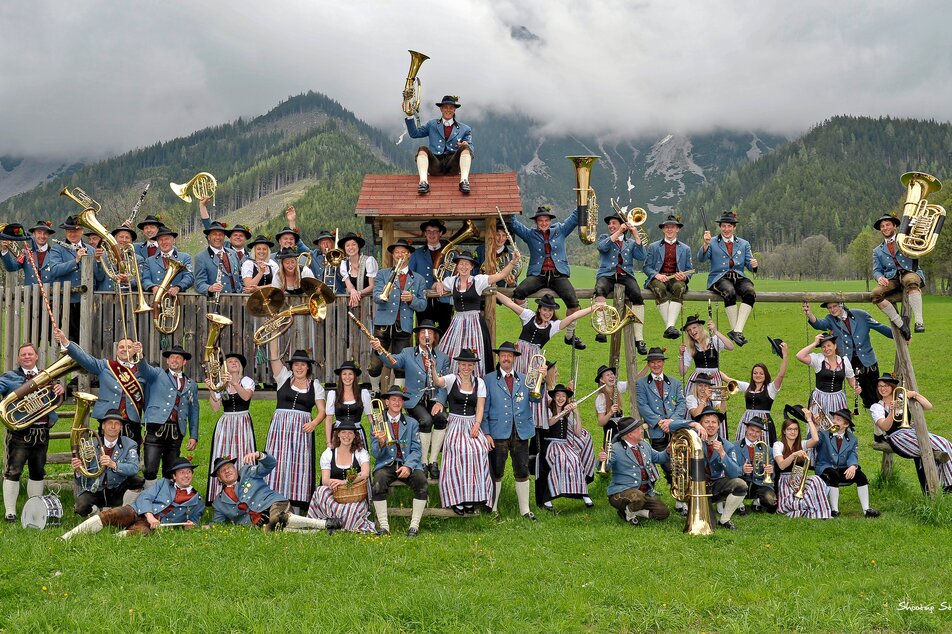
{"left": 153, "top": 258, "right": 187, "bottom": 335}
{"left": 893, "top": 384, "right": 911, "bottom": 429}
{"left": 790, "top": 453, "right": 811, "bottom": 499}
{"left": 752, "top": 440, "right": 773, "bottom": 485}
{"left": 170, "top": 172, "right": 217, "bottom": 204}
{"left": 524, "top": 352, "right": 547, "bottom": 400}
{"left": 370, "top": 398, "right": 397, "bottom": 446}
{"left": 402, "top": 49, "right": 430, "bottom": 126}
{"left": 568, "top": 155, "right": 600, "bottom": 245}
{"left": 203, "top": 314, "right": 233, "bottom": 392}
{"left": 896, "top": 171, "right": 946, "bottom": 258}
{"left": 70, "top": 392, "right": 105, "bottom": 479}
{"left": 710, "top": 381, "right": 739, "bottom": 401}
{"left": 592, "top": 303, "right": 642, "bottom": 336}
{"left": 0, "top": 354, "right": 79, "bottom": 431}
{"left": 379, "top": 255, "right": 409, "bottom": 301}
{"left": 611, "top": 198, "right": 649, "bottom": 244}
{"left": 597, "top": 429, "right": 613, "bottom": 476}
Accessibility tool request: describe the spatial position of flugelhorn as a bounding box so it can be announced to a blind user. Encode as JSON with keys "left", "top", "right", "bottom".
{"left": 402, "top": 49, "right": 430, "bottom": 125}
{"left": 567, "top": 155, "right": 600, "bottom": 245}
{"left": 203, "top": 314, "right": 233, "bottom": 392}
{"left": 669, "top": 428, "right": 715, "bottom": 536}
{"left": 153, "top": 258, "right": 187, "bottom": 334}
{"left": 70, "top": 392, "right": 106, "bottom": 479}
{"left": 0, "top": 354, "right": 80, "bottom": 431}
{"left": 896, "top": 171, "right": 946, "bottom": 259}
{"left": 592, "top": 303, "right": 642, "bottom": 336}
{"left": 370, "top": 398, "right": 397, "bottom": 446}
{"left": 170, "top": 172, "right": 217, "bottom": 204}
{"left": 524, "top": 352, "right": 547, "bottom": 400}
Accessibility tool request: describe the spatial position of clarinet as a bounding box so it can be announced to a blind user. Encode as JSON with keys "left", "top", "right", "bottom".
{"left": 123, "top": 182, "right": 151, "bottom": 227}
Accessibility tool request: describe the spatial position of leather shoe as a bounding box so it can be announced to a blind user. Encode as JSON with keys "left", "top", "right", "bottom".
{"left": 865, "top": 508, "right": 881, "bottom": 518}
{"left": 325, "top": 517, "right": 344, "bottom": 532}
{"left": 831, "top": 510, "right": 840, "bottom": 518}
{"left": 635, "top": 340, "right": 648, "bottom": 355}
{"left": 428, "top": 462, "right": 440, "bottom": 479}
{"left": 914, "top": 322, "right": 925, "bottom": 333}
{"left": 663, "top": 326, "right": 680, "bottom": 340}
{"left": 583, "top": 496, "right": 594, "bottom": 508}
{"left": 459, "top": 180, "right": 471, "bottom": 194}
{"left": 727, "top": 331, "right": 748, "bottom": 346}
{"left": 717, "top": 519, "right": 737, "bottom": 530}
{"left": 565, "top": 335, "right": 586, "bottom": 350}
{"left": 735, "top": 504, "right": 748, "bottom": 516}
{"left": 376, "top": 528, "right": 390, "bottom": 536}
{"left": 542, "top": 501, "right": 555, "bottom": 512}
{"left": 407, "top": 527, "right": 419, "bottom": 538}
{"left": 899, "top": 316, "right": 912, "bottom": 341}
{"left": 4, "top": 513, "right": 15, "bottom": 523}
{"left": 594, "top": 333, "right": 607, "bottom": 344}
{"left": 451, "top": 505, "right": 466, "bottom": 516}
{"left": 627, "top": 516, "right": 640, "bottom": 527}
{"left": 417, "top": 182, "right": 430, "bottom": 195}
{"left": 522, "top": 511, "right": 537, "bottom": 521}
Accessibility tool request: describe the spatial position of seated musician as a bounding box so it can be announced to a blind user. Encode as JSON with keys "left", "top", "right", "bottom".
{"left": 600, "top": 417, "right": 670, "bottom": 526}
{"left": 476, "top": 221, "right": 521, "bottom": 288}
{"left": 870, "top": 374, "right": 952, "bottom": 493}
{"left": 773, "top": 405, "right": 831, "bottom": 519}
{"left": 212, "top": 452, "right": 341, "bottom": 532}
{"left": 593, "top": 210, "right": 647, "bottom": 352}
{"left": 735, "top": 417, "right": 777, "bottom": 514}
{"left": 0, "top": 343, "right": 64, "bottom": 523}
{"left": 405, "top": 95, "right": 473, "bottom": 195}
{"left": 697, "top": 211, "right": 758, "bottom": 346}
{"left": 370, "top": 239, "right": 428, "bottom": 394}
{"left": 241, "top": 235, "right": 277, "bottom": 294}
{"left": 814, "top": 409, "right": 879, "bottom": 518}
{"left": 541, "top": 384, "right": 595, "bottom": 512}
{"left": 62, "top": 457, "right": 203, "bottom": 539}
{"left": 870, "top": 214, "right": 924, "bottom": 339}
{"left": 142, "top": 226, "right": 194, "bottom": 293}
{"left": 594, "top": 364, "right": 626, "bottom": 443}
{"left": 370, "top": 387, "right": 429, "bottom": 537}
{"left": 307, "top": 421, "right": 375, "bottom": 534}
{"left": 72, "top": 410, "right": 144, "bottom": 517}
{"left": 670, "top": 406, "right": 747, "bottom": 530}
{"left": 644, "top": 214, "right": 693, "bottom": 339}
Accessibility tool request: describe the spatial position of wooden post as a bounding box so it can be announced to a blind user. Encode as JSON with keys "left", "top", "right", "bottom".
{"left": 484, "top": 217, "right": 497, "bottom": 348}
{"left": 381, "top": 219, "right": 394, "bottom": 268}
{"left": 892, "top": 325, "right": 940, "bottom": 497}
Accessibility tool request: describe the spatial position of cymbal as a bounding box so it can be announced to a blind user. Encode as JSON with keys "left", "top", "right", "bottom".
{"left": 247, "top": 287, "right": 285, "bottom": 316}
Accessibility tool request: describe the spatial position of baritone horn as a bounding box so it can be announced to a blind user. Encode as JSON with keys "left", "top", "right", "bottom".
{"left": 402, "top": 50, "right": 430, "bottom": 125}
{"left": 152, "top": 258, "right": 187, "bottom": 334}
{"left": 896, "top": 171, "right": 946, "bottom": 258}
{"left": 170, "top": 172, "right": 217, "bottom": 204}
{"left": 0, "top": 354, "right": 80, "bottom": 431}
{"left": 252, "top": 282, "right": 335, "bottom": 345}
{"left": 203, "top": 314, "right": 233, "bottom": 392}
{"left": 524, "top": 352, "right": 547, "bottom": 400}
{"left": 568, "top": 155, "right": 600, "bottom": 244}
{"left": 669, "top": 428, "right": 715, "bottom": 536}
{"left": 70, "top": 392, "right": 106, "bottom": 479}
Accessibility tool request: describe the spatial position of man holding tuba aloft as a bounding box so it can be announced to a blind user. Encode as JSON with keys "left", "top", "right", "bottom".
{"left": 870, "top": 213, "right": 924, "bottom": 339}
{"left": 593, "top": 210, "right": 647, "bottom": 353}
{"left": 405, "top": 95, "right": 474, "bottom": 195}
{"left": 599, "top": 417, "right": 670, "bottom": 526}
{"left": 71, "top": 410, "right": 144, "bottom": 517}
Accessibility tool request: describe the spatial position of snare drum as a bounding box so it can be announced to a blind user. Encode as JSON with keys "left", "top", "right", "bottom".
{"left": 21, "top": 494, "right": 64, "bottom": 529}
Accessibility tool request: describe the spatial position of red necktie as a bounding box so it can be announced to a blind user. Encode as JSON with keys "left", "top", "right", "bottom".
{"left": 727, "top": 241, "right": 734, "bottom": 257}
{"left": 887, "top": 241, "right": 896, "bottom": 256}
{"left": 748, "top": 445, "right": 755, "bottom": 464}
{"left": 505, "top": 374, "right": 514, "bottom": 394}
{"left": 219, "top": 251, "right": 232, "bottom": 275}
{"left": 236, "top": 250, "right": 244, "bottom": 261}
{"left": 163, "top": 255, "right": 170, "bottom": 269}
{"left": 36, "top": 250, "right": 47, "bottom": 268}
{"left": 655, "top": 379, "right": 664, "bottom": 398}
{"left": 836, "top": 436, "right": 843, "bottom": 451}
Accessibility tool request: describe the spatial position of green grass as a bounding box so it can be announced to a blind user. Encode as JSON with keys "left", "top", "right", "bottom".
{"left": 2, "top": 279, "right": 952, "bottom": 632}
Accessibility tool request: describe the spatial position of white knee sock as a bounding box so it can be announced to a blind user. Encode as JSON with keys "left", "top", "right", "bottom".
{"left": 515, "top": 480, "right": 531, "bottom": 516}
{"left": 287, "top": 514, "right": 326, "bottom": 530}
{"left": 3, "top": 480, "right": 19, "bottom": 517}
{"left": 429, "top": 428, "right": 446, "bottom": 465}
{"left": 735, "top": 303, "right": 753, "bottom": 333}
{"left": 491, "top": 480, "right": 502, "bottom": 512}
{"left": 416, "top": 153, "right": 429, "bottom": 183}
{"left": 857, "top": 485, "right": 871, "bottom": 511}
{"left": 724, "top": 304, "right": 738, "bottom": 331}
{"left": 373, "top": 500, "right": 390, "bottom": 532}
{"left": 632, "top": 304, "right": 645, "bottom": 340}
{"left": 878, "top": 301, "right": 903, "bottom": 327}
{"left": 657, "top": 301, "right": 670, "bottom": 325}
{"left": 459, "top": 151, "right": 472, "bottom": 182}
{"left": 419, "top": 432, "right": 432, "bottom": 466}
{"left": 668, "top": 302, "right": 683, "bottom": 329}
{"left": 394, "top": 378, "right": 406, "bottom": 390}
{"left": 720, "top": 493, "right": 746, "bottom": 522}
{"left": 61, "top": 515, "right": 103, "bottom": 541}
{"left": 410, "top": 498, "right": 426, "bottom": 530}
{"left": 122, "top": 489, "right": 142, "bottom": 505}
{"left": 635, "top": 509, "right": 650, "bottom": 519}
{"left": 26, "top": 479, "right": 44, "bottom": 498}
{"left": 907, "top": 292, "right": 924, "bottom": 325}
{"left": 828, "top": 486, "right": 840, "bottom": 512}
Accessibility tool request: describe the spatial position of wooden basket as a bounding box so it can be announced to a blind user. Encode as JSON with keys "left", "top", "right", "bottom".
{"left": 332, "top": 481, "right": 368, "bottom": 504}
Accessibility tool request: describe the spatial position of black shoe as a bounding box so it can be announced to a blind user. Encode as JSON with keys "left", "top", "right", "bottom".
{"left": 627, "top": 516, "right": 640, "bottom": 527}
{"left": 542, "top": 501, "right": 554, "bottom": 512}
{"left": 452, "top": 505, "right": 466, "bottom": 516}
{"left": 565, "top": 335, "right": 586, "bottom": 350}
{"left": 4, "top": 514, "right": 14, "bottom": 523}
{"left": 418, "top": 182, "right": 430, "bottom": 195}
{"left": 464, "top": 504, "right": 477, "bottom": 514}
{"left": 717, "top": 519, "right": 737, "bottom": 530}
{"left": 459, "top": 180, "right": 471, "bottom": 194}
{"left": 865, "top": 508, "right": 881, "bottom": 518}
{"left": 376, "top": 528, "right": 390, "bottom": 536}
{"left": 617, "top": 508, "right": 627, "bottom": 522}
{"left": 325, "top": 517, "right": 343, "bottom": 532}
{"left": 831, "top": 510, "right": 840, "bottom": 518}
{"left": 727, "top": 331, "right": 748, "bottom": 346}
{"left": 407, "top": 527, "right": 419, "bottom": 538}
{"left": 943, "top": 485, "right": 952, "bottom": 494}
{"left": 429, "top": 462, "right": 440, "bottom": 479}
{"left": 899, "top": 316, "right": 912, "bottom": 341}
{"left": 663, "top": 326, "right": 680, "bottom": 340}
{"left": 635, "top": 340, "right": 648, "bottom": 355}
{"left": 594, "top": 333, "right": 607, "bottom": 344}
{"left": 736, "top": 504, "right": 748, "bottom": 516}
{"left": 915, "top": 322, "right": 925, "bottom": 333}
{"left": 676, "top": 502, "right": 688, "bottom": 517}
{"left": 522, "top": 511, "right": 537, "bottom": 521}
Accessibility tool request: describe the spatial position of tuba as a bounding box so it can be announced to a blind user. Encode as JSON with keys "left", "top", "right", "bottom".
{"left": 370, "top": 398, "right": 397, "bottom": 446}
{"left": 170, "top": 172, "right": 217, "bottom": 204}
{"left": 0, "top": 355, "right": 80, "bottom": 431}
{"left": 524, "top": 352, "right": 547, "bottom": 400}
{"left": 70, "top": 392, "right": 106, "bottom": 479}
{"left": 592, "top": 303, "right": 642, "bottom": 336}
{"left": 752, "top": 440, "right": 773, "bottom": 485}
{"left": 59, "top": 186, "right": 102, "bottom": 213}
{"left": 896, "top": 171, "right": 946, "bottom": 259}
{"left": 567, "top": 155, "right": 600, "bottom": 244}
{"left": 203, "top": 314, "right": 233, "bottom": 391}
{"left": 611, "top": 198, "right": 649, "bottom": 244}
{"left": 669, "top": 428, "right": 715, "bottom": 536}
{"left": 790, "top": 454, "right": 810, "bottom": 499}
{"left": 434, "top": 219, "right": 480, "bottom": 279}
{"left": 402, "top": 50, "right": 430, "bottom": 125}
{"left": 152, "top": 258, "right": 187, "bottom": 334}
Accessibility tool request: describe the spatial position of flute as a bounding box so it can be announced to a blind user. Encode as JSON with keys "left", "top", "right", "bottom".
{"left": 348, "top": 311, "right": 396, "bottom": 364}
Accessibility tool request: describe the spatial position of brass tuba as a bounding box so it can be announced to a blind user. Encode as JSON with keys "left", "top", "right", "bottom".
{"left": 591, "top": 303, "right": 642, "bottom": 336}
{"left": 790, "top": 453, "right": 810, "bottom": 499}
{"left": 524, "top": 352, "right": 547, "bottom": 400}
{"left": 611, "top": 197, "right": 649, "bottom": 244}
{"left": 70, "top": 392, "right": 106, "bottom": 479}
{"left": 152, "top": 258, "right": 187, "bottom": 334}
{"left": 203, "top": 314, "right": 233, "bottom": 391}
{"left": 434, "top": 219, "right": 480, "bottom": 279}
{"left": 896, "top": 171, "right": 946, "bottom": 258}
{"left": 59, "top": 186, "right": 102, "bottom": 213}
{"left": 567, "top": 155, "right": 600, "bottom": 244}
{"left": 669, "top": 428, "right": 715, "bottom": 536}
{"left": 402, "top": 50, "right": 430, "bottom": 124}
{"left": 0, "top": 355, "right": 80, "bottom": 431}
{"left": 370, "top": 398, "right": 397, "bottom": 446}
{"left": 170, "top": 172, "right": 217, "bottom": 204}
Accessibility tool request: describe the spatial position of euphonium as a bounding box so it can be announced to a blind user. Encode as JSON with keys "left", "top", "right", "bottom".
{"left": 203, "top": 314, "right": 233, "bottom": 392}
{"left": 611, "top": 197, "right": 649, "bottom": 244}
{"left": 59, "top": 186, "right": 102, "bottom": 213}
{"left": 790, "top": 454, "right": 810, "bottom": 499}
{"left": 893, "top": 384, "right": 911, "bottom": 430}
{"left": 710, "top": 381, "right": 739, "bottom": 401}
{"left": 379, "top": 255, "right": 409, "bottom": 301}
{"left": 253, "top": 282, "right": 335, "bottom": 345}
{"left": 152, "top": 258, "right": 187, "bottom": 334}
{"left": 434, "top": 219, "right": 479, "bottom": 279}
{"left": 896, "top": 171, "right": 946, "bottom": 258}
{"left": 524, "top": 352, "right": 547, "bottom": 400}
{"left": 370, "top": 398, "right": 397, "bottom": 446}
{"left": 752, "top": 440, "right": 773, "bottom": 485}
{"left": 597, "top": 429, "right": 613, "bottom": 476}
{"left": 70, "top": 392, "right": 105, "bottom": 479}
{"left": 567, "top": 155, "right": 600, "bottom": 245}
{"left": 0, "top": 355, "right": 80, "bottom": 431}
{"left": 170, "top": 172, "right": 217, "bottom": 204}
{"left": 402, "top": 49, "right": 430, "bottom": 124}
{"left": 591, "top": 303, "right": 642, "bottom": 336}
{"left": 669, "top": 428, "right": 715, "bottom": 536}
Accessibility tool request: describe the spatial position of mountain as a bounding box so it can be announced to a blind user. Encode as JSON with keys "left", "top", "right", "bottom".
{"left": 0, "top": 155, "right": 86, "bottom": 203}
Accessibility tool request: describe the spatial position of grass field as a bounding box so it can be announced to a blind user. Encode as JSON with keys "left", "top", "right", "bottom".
{"left": 2, "top": 276, "right": 952, "bottom": 633}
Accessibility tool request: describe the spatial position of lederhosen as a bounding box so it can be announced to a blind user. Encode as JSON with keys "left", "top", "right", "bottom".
{"left": 371, "top": 270, "right": 414, "bottom": 379}
{"left": 3, "top": 370, "right": 51, "bottom": 482}
{"left": 841, "top": 313, "right": 880, "bottom": 409}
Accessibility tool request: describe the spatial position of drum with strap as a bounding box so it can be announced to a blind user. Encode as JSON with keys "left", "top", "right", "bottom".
{"left": 21, "top": 494, "right": 64, "bottom": 529}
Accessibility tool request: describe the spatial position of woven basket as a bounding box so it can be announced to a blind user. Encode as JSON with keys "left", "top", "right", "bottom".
{"left": 332, "top": 481, "right": 368, "bottom": 504}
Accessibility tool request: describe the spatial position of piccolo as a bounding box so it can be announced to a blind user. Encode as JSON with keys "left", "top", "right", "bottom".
{"left": 348, "top": 311, "right": 396, "bottom": 364}
{"left": 550, "top": 385, "right": 605, "bottom": 423}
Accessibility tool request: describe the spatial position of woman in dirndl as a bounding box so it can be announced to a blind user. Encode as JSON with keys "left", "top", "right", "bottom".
{"left": 796, "top": 332, "right": 860, "bottom": 423}
{"left": 206, "top": 352, "right": 257, "bottom": 503}
{"left": 264, "top": 341, "right": 326, "bottom": 511}
{"left": 431, "top": 348, "right": 493, "bottom": 514}
{"left": 538, "top": 384, "right": 594, "bottom": 511}
{"left": 495, "top": 292, "right": 594, "bottom": 429}
{"left": 434, "top": 250, "right": 518, "bottom": 377}
{"left": 773, "top": 407, "right": 831, "bottom": 519}
{"left": 241, "top": 235, "right": 277, "bottom": 294}
{"left": 679, "top": 314, "right": 734, "bottom": 396}
{"left": 733, "top": 339, "right": 788, "bottom": 443}
{"left": 324, "top": 360, "right": 372, "bottom": 449}
{"left": 306, "top": 421, "right": 376, "bottom": 533}
{"left": 871, "top": 374, "right": 952, "bottom": 493}
{"left": 272, "top": 247, "right": 316, "bottom": 294}
{"left": 338, "top": 232, "right": 377, "bottom": 308}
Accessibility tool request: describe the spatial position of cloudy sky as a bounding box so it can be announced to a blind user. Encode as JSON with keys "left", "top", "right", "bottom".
{"left": 2, "top": 0, "right": 950, "bottom": 158}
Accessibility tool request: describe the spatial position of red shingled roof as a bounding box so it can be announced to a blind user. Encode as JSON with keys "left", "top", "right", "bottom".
{"left": 356, "top": 172, "right": 522, "bottom": 218}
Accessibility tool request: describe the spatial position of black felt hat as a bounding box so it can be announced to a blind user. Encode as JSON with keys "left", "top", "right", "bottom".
{"left": 435, "top": 95, "right": 461, "bottom": 108}
{"left": 27, "top": 220, "right": 56, "bottom": 234}
{"left": 783, "top": 404, "right": 808, "bottom": 424}
{"left": 873, "top": 214, "right": 900, "bottom": 231}
{"left": 59, "top": 216, "right": 81, "bottom": 230}
{"left": 530, "top": 205, "right": 557, "bottom": 221}
{"left": 535, "top": 293, "right": 559, "bottom": 309}
{"left": 681, "top": 314, "right": 704, "bottom": 331}
{"left": 816, "top": 333, "right": 838, "bottom": 347}
{"left": 224, "top": 352, "right": 247, "bottom": 368}
{"left": 658, "top": 214, "right": 684, "bottom": 229}
{"left": 548, "top": 383, "right": 574, "bottom": 399}
{"left": 334, "top": 360, "right": 362, "bottom": 377}
{"left": 111, "top": 226, "right": 137, "bottom": 241}
{"left": 212, "top": 456, "right": 238, "bottom": 477}
{"left": 387, "top": 239, "right": 415, "bottom": 254}
{"left": 745, "top": 416, "right": 767, "bottom": 431}
{"left": 274, "top": 226, "right": 299, "bottom": 241}
{"left": 616, "top": 417, "right": 642, "bottom": 438}
{"left": 877, "top": 373, "right": 900, "bottom": 386}
{"left": 203, "top": 221, "right": 229, "bottom": 236}
{"left": 162, "top": 345, "right": 191, "bottom": 361}
{"left": 312, "top": 230, "right": 334, "bottom": 246}
{"left": 248, "top": 235, "right": 275, "bottom": 249}
{"left": 380, "top": 386, "right": 411, "bottom": 400}
{"left": 136, "top": 214, "right": 163, "bottom": 229}
{"left": 164, "top": 457, "right": 197, "bottom": 478}
{"left": 492, "top": 341, "right": 521, "bottom": 356}
{"left": 645, "top": 347, "right": 667, "bottom": 361}
{"left": 228, "top": 224, "right": 252, "bottom": 239}
{"left": 595, "top": 364, "right": 616, "bottom": 383}
{"left": 153, "top": 226, "right": 178, "bottom": 239}
{"left": 693, "top": 405, "right": 725, "bottom": 422}
{"left": 767, "top": 336, "right": 784, "bottom": 358}
{"left": 0, "top": 223, "right": 28, "bottom": 241}
{"left": 716, "top": 211, "right": 738, "bottom": 225}
{"left": 337, "top": 232, "right": 365, "bottom": 249}
{"left": 420, "top": 219, "right": 447, "bottom": 234}
{"left": 453, "top": 348, "right": 479, "bottom": 363}
{"left": 287, "top": 349, "right": 314, "bottom": 365}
